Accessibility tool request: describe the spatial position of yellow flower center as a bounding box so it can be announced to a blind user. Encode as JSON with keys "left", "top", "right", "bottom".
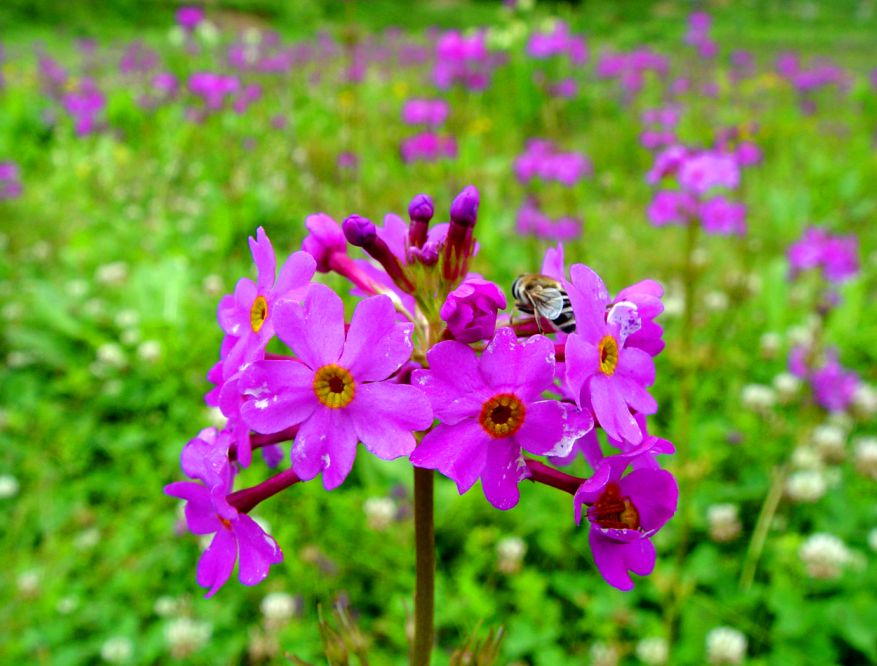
{"left": 313, "top": 364, "right": 356, "bottom": 409}
{"left": 250, "top": 295, "right": 268, "bottom": 333}
{"left": 599, "top": 335, "right": 619, "bottom": 376}
{"left": 479, "top": 393, "right": 526, "bottom": 439}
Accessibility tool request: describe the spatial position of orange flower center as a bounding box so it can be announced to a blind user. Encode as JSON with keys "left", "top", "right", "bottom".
{"left": 479, "top": 393, "right": 526, "bottom": 439}
{"left": 598, "top": 335, "right": 619, "bottom": 376}
{"left": 250, "top": 295, "right": 269, "bottom": 333}
{"left": 313, "top": 364, "right": 355, "bottom": 409}
{"left": 588, "top": 481, "right": 640, "bottom": 530}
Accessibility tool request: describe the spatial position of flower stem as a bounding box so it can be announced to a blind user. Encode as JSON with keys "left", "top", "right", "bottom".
{"left": 412, "top": 467, "right": 435, "bottom": 665}
{"left": 739, "top": 464, "right": 787, "bottom": 590}
{"left": 525, "top": 458, "right": 582, "bottom": 494}
{"left": 226, "top": 468, "right": 301, "bottom": 514}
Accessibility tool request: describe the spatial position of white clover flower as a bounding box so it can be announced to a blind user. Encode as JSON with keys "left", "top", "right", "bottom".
{"left": 707, "top": 503, "right": 741, "bottom": 543}
{"left": 120, "top": 329, "right": 140, "bottom": 346}
{"left": 57, "top": 596, "right": 79, "bottom": 614}
{"left": 497, "top": 536, "right": 527, "bottom": 574}
{"left": 0, "top": 474, "right": 20, "bottom": 499}
{"left": 95, "top": 261, "right": 128, "bottom": 285}
{"left": 791, "top": 446, "right": 822, "bottom": 471}
{"left": 203, "top": 274, "right": 224, "bottom": 296}
{"left": 17, "top": 569, "right": 40, "bottom": 596}
{"left": 75, "top": 527, "right": 101, "bottom": 551}
{"left": 785, "top": 469, "right": 827, "bottom": 503}
{"left": 706, "top": 627, "right": 747, "bottom": 665}
{"left": 261, "top": 592, "right": 297, "bottom": 625}
{"left": 854, "top": 437, "right": 877, "bottom": 480}
{"left": 100, "top": 636, "right": 133, "bottom": 663}
{"left": 852, "top": 383, "right": 877, "bottom": 417}
{"left": 137, "top": 340, "right": 162, "bottom": 363}
{"left": 825, "top": 411, "right": 853, "bottom": 433}
{"left": 741, "top": 384, "right": 775, "bottom": 413}
{"left": 165, "top": 617, "right": 211, "bottom": 659}
{"left": 800, "top": 533, "right": 850, "bottom": 580}
{"left": 759, "top": 331, "right": 782, "bottom": 358}
{"left": 97, "top": 343, "right": 127, "bottom": 369}
{"left": 364, "top": 497, "right": 396, "bottom": 531}
{"left": 772, "top": 372, "right": 801, "bottom": 403}
{"left": 811, "top": 424, "right": 846, "bottom": 463}
{"left": 114, "top": 309, "right": 139, "bottom": 328}
{"left": 589, "top": 642, "right": 620, "bottom": 666}
{"left": 704, "top": 290, "right": 729, "bottom": 312}
{"left": 636, "top": 636, "right": 669, "bottom": 665}
{"left": 154, "top": 596, "right": 180, "bottom": 618}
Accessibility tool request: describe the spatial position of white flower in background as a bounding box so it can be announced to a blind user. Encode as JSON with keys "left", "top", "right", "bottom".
{"left": 137, "top": 340, "right": 162, "bottom": 363}
{"left": 787, "top": 322, "right": 814, "bottom": 347}
{"left": 100, "top": 636, "right": 133, "bottom": 663}
{"left": 785, "top": 469, "right": 827, "bottom": 503}
{"left": 17, "top": 569, "right": 40, "bottom": 596}
{"left": 95, "top": 261, "right": 128, "bottom": 286}
{"left": 772, "top": 372, "right": 801, "bottom": 403}
{"left": 497, "top": 536, "right": 527, "bottom": 574}
{"left": 67, "top": 279, "right": 89, "bottom": 298}
{"left": 759, "top": 331, "right": 782, "bottom": 359}
{"left": 203, "top": 274, "right": 223, "bottom": 296}
{"left": 589, "top": 642, "right": 620, "bottom": 666}
{"left": 707, "top": 504, "right": 742, "bottom": 543}
{"left": 261, "top": 592, "right": 297, "bottom": 626}
{"left": 854, "top": 437, "right": 877, "bottom": 480}
{"left": 706, "top": 627, "right": 747, "bottom": 665}
{"left": 120, "top": 329, "right": 140, "bottom": 346}
{"left": 741, "top": 384, "right": 775, "bottom": 413}
{"left": 812, "top": 424, "right": 846, "bottom": 463}
{"left": 2, "top": 301, "right": 23, "bottom": 321}
{"left": 114, "top": 309, "right": 139, "bottom": 328}
{"left": 57, "top": 596, "right": 79, "bottom": 614}
{"left": 852, "top": 383, "right": 877, "bottom": 417}
{"left": 704, "top": 290, "right": 729, "bottom": 312}
{"left": 790, "top": 446, "right": 822, "bottom": 471}
{"left": 0, "top": 474, "right": 19, "bottom": 499}
{"left": 75, "top": 527, "right": 101, "bottom": 551}
{"left": 195, "top": 20, "right": 220, "bottom": 46}
{"left": 154, "top": 596, "right": 180, "bottom": 618}
{"left": 364, "top": 497, "right": 396, "bottom": 531}
{"left": 800, "top": 533, "right": 850, "bottom": 580}
{"left": 636, "top": 636, "right": 669, "bottom": 665}
{"left": 165, "top": 617, "right": 212, "bottom": 659}
{"left": 97, "top": 343, "right": 127, "bottom": 369}
{"left": 168, "top": 25, "right": 185, "bottom": 46}
{"left": 825, "top": 411, "right": 852, "bottom": 433}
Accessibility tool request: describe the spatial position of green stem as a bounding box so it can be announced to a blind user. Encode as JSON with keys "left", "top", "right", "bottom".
{"left": 412, "top": 467, "right": 435, "bottom": 666}
{"left": 740, "top": 464, "right": 787, "bottom": 591}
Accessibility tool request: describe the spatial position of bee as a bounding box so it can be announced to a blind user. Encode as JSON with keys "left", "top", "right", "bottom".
{"left": 511, "top": 274, "right": 576, "bottom": 334}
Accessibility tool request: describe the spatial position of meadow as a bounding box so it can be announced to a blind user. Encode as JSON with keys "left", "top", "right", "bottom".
{"left": 1, "top": 1, "right": 876, "bottom": 664}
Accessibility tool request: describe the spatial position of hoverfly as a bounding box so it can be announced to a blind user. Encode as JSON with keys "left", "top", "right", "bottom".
{"left": 511, "top": 274, "right": 576, "bottom": 334}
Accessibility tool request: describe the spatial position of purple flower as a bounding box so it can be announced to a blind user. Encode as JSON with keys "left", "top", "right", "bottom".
{"left": 177, "top": 6, "right": 205, "bottom": 32}
{"left": 613, "top": 281, "right": 665, "bottom": 358}
{"left": 440, "top": 274, "right": 507, "bottom": 343}
{"left": 402, "top": 99, "right": 449, "bottom": 127}
{"left": 217, "top": 228, "right": 315, "bottom": 378}
{"left": 302, "top": 214, "right": 347, "bottom": 273}
{"left": 788, "top": 227, "right": 859, "bottom": 283}
{"left": 410, "top": 327, "right": 593, "bottom": 510}
{"left": 165, "top": 430, "right": 283, "bottom": 597}
{"left": 401, "top": 132, "right": 457, "bottom": 163}
{"left": 0, "top": 161, "right": 22, "bottom": 200}
{"left": 563, "top": 264, "right": 657, "bottom": 445}
{"left": 678, "top": 152, "right": 740, "bottom": 194}
{"left": 239, "top": 284, "right": 433, "bottom": 490}
{"left": 646, "top": 145, "right": 688, "bottom": 184}
{"left": 699, "top": 196, "right": 747, "bottom": 236}
{"left": 647, "top": 190, "right": 696, "bottom": 227}
{"left": 574, "top": 447, "right": 678, "bottom": 590}
{"left": 810, "top": 351, "right": 859, "bottom": 413}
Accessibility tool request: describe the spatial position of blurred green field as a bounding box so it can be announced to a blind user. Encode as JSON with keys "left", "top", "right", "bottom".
{"left": 1, "top": 1, "right": 876, "bottom": 664}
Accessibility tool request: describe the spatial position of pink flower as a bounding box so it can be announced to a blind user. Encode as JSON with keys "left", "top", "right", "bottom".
{"left": 563, "top": 264, "right": 658, "bottom": 445}
{"left": 440, "top": 274, "right": 507, "bottom": 343}
{"left": 410, "top": 327, "right": 593, "bottom": 510}
{"left": 678, "top": 152, "right": 740, "bottom": 194}
{"left": 239, "top": 284, "right": 433, "bottom": 490}
{"left": 647, "top": 190, "right": 696, "bottom": 227}
{"left": 699, "top": 196, "right": 747, "bottom": 235}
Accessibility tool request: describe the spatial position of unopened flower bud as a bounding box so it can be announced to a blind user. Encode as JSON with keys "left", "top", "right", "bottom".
{"left": 342, "top": 215, "right": 377, "bottom": 247}
{"left": 443, "top": 185, "right": 480, "bottom": 281}
{"left": 343, "top": 215, "right": 414, "bottom": 293}
{"left": 408, "top": 193, "right": 434, "bottom": 248}
{"left": 450, "top": 185, "right": 480, "bottom": 228}
{"left": 440, "top": 274, "right": 507, "bottom": 343}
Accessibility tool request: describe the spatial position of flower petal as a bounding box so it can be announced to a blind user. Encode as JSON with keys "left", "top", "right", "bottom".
{"left": 239, "top": 360, "right": 318, "bottom": 434}
{"left": 249, "top": 227, "right": 276, "bottom": 295}
{"left": 339, "top": 295, "right": 414, "bottom": 382}
{"left": 480, "top": 439, "right": 528, "bottom": 510}
{"left": 616, "top": 347, "right": 655, "bottom": 387}
{"left": 479, "top": 327, "right": 555, "bottom": 400}
{"left": 165, "top": 482, "right": 221, "bottom": 535}
{"left": 565, "top": 263, "right": 609, "bottom": 342}
{"left": 588, "top": 530, "right": 655, "bottom": 591}
{"left": 414, "top": 342, "right": 490, "bottom": 424}
{"left": 273, "top": 284, "right": 345, "bottom": 368}
{"left": 564, "top": 333, "right": 599, "bottom": 408}
{"left": 410, "top": 420, "right": 487, "bottom": 495}
{"left": 348, "top": 382, "right": 433, "bottom": 460}
{"left": 620, "top": 468, "right": 678, "bottom": 533}
{"left": 515, "top": 400, "right": 593, "bottom": 457}
{"left": 590, "top": 374, "right": 642, "bottom": 445}
{"left": 235, "top": 514, "right": 284, "bottom": 586}
{"left": 292, "top": 407, "right": 358, "bottom": 491}
{"left": 197, "top": 528, "right": 237, "bottom": 597}
{"left": 272, "top": 250, "right": 315, "bottom": 302}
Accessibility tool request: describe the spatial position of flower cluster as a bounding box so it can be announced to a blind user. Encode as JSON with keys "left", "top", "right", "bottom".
{"left": 400, "top": 99, "right": 456, "bottom": 163}
{"left": 646, "top": 145, "right": 749, "bottom": 235}
{"left": 62, "top": 78, "right": 106, "bottom": 136}
{"left": 514, "top": 139, "right": 593, "bottom": 187}
{"left": 595, "top": 47, "right": 668, "bottom": 102}
{"left": 515, "top": 197, "right": 581, "bottom": 241}
{"left": 433, "top": 30, "right": 502, "bottom": 91}
{"left": 166, "top": 186, "right": 676, "bottom": 596}
{"left": 684, "top": 11, "right": 717, "bottom": 59}
{"left": 0, "top": 161, "right": 22, "bottom": 200}
{"left": 787, "top": 226, "right": 859, "bottom": 284}
{"left": 639, "top": 106, "right": 680, "bottom": 151}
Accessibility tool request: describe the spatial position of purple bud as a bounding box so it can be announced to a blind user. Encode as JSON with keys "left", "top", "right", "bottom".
{"left": 408, "top": 193, "right": 434, "bottom": 223}
{"left": 449, "top": 185, "right": 480, "bottom": 228}
{"left": 440, "top": 274, "right": 507, "bottom": 343}
{"left": 342, "top": 215, "right": 377, "bottom": 247}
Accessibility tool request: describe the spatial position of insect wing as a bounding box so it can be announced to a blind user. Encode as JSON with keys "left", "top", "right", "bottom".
{"left": 531, "top": 287, "right": 566, "bottom": 320}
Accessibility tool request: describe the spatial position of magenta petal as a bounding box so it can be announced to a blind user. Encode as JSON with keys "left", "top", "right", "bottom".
{"left": 515, "top": 400, "right": 593, "bottom": 458}
{"left": 540, "top": 243, "right": 566, "bottom": 280}
{"left": 590, "top": 375, "right": 642, "bottom": 445}
{"left": 565, "top": 264, "right": 609, "bottom": 342}
{"left": 273, "top": 250, "right": 315, "bottom": 300}
{"left": 166, "top": 482, "right": 222, "bottom": 535}
{"left": 239, "top": 361, "right": 318, "bottom": 434}
{"left": 415, "top": 342, "right": 490, "bottom": 424}
{"left": 479, "top": 328, "right": 555, "bottom": 400}
{"left": 589, "top": 530, "right": 655, "bottom": 591}
{"left": 616, "top": 376, "right": 658, "bottom": 415}
{"left": 348, "top": 383, "right": 433, "bottom": 460}
{"left": 235, "top": 514, "right": 283, "bottom": 586}
{"left": 292, "top": 407, "right": 358, "bottom": 490}
{"left": 480, "top": 439, "right": 527, "bottom": 510}
{"left": 272, "top": 284, "right": 345, "bottom": 368}
{"left": 197, "top": 528, "right": 237, "bottom": 597}
{"left": 616, "top": 347, "right": 655, "bottom": 386}
{"left": 410, "top": 420, "right": 487, "bottom": 495}
{"left": 339, "top": 296, "right": 414, "bottom": 382}
{"left": 620, "top": 469, "right": 678, "bottom": 532}
{"left": 564, "top": 334, "right": 599, "bottom": 408}
{"left": 233, "top": 277, "right": 258, "bottom": 314}
{"left": 250, "top": 227, "right": 277, "bottom": 295}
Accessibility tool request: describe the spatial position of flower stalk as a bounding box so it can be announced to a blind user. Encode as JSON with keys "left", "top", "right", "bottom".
{"left": 412, "top": 466, "right": 435, "bottom": 666}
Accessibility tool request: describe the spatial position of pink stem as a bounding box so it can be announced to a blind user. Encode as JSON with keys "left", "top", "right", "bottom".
{"left": 525, "top": 458, "right": 583, "bottom": 495}
{"left": 227, "top": 468, "right": 302, "bottom": 514}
